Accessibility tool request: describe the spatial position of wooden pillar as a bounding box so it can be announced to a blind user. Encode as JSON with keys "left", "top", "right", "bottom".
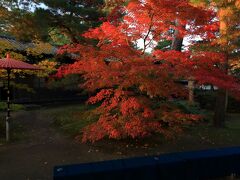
{"left": 188, "top": 78, "right": 195, "bottom": 105}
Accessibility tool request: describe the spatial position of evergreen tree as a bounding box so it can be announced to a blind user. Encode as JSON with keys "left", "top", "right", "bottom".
{"left": 0, "top": 0, "right": 105, "bottom": 44}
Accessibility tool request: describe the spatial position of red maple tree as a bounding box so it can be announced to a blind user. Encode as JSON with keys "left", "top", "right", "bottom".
{"left": 56, "top": 0, "right": 240, "bottom": 142}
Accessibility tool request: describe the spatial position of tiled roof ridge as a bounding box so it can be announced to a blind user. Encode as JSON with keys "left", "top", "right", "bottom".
{"left": 0, "top": 35, "right": 57, "bottom": 54}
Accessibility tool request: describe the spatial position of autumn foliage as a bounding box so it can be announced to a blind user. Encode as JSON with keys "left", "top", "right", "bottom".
{"left": 57, "top": 0, "right": 240, "bottom": 142}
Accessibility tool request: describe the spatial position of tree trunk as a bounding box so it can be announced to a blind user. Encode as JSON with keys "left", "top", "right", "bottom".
{"left": 213, "top": 5, "right": 233, "bottom": 127}
{"left": 213, "top": 52, "right": 229, "bottom": 127}
{"left": 171, "top": 35, "right": 183, "bottom": 51}
{"left": 171, "top": 20, "right": 194, "bottom": 104}
{"left": 213, "top": 89, "right": 227, "bottom": 127}
{"left": 225, "top": 90, "right": 229, "bottom": 114}
{"left": 171, "top": 19, "right": 185, "bottom": 51}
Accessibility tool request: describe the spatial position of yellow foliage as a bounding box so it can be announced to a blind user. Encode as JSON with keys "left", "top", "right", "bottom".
{"left": 26, "top": 41, "right": 53, "bottom": 56}
{"left": 218, "top": 7, "right": 234, "bottom": 37}
{"left": 230, "top": 58, "right": 240, "bottom": 70}
{"left": 189, "top": 0, "right": 207, "bottom": 8}
{"left": 36, "top": 59, "right": 58, "bottom": 78}
{"left": 235, "top": 0, "right": 240, "bottom": 9}
{"left": 21, "top": 59, "right": 57, "bottom": 78}
{"left": 218, "top": 7, "right": 234, "bottom": 17}
{"left": 5, "top": 52, "right": 27, "bottom": 61}
{"left": 0, "top": 39, "right": 15, "bottom": 51}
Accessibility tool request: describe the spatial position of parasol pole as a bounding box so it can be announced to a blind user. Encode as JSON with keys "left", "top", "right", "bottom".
{"left": 0, "top": 53, "right": 41, "bottom": 142}
{"left": 6, "top": 68, "right": 11, "bottom": 142}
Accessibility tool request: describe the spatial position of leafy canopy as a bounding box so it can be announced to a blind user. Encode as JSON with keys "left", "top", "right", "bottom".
{"left": 57, "top": 0, "right": 240, "bottom": 142}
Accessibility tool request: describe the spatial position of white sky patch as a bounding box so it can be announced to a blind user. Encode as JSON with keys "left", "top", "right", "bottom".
{"left": 137, "top": 35, "right": 202, "bottom": 53}
{"left": 183, "top": 35, "right": 202, "bottom": 51}
{"left": 136, "top": 38, "right": 157, "bottom": 53}
{"left": 135, "top": 23, "right": 203, "bottom": 53}
{"left": 18, "top": 2, "right": 48, "bottom": 12}
{"left": 29, "top": 2, "right": 48, "bottom": 11}
{"left": 37, "top": 3, "right": 48, "bottom": 9}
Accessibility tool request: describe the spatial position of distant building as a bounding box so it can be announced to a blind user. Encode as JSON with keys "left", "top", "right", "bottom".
{"left": 0, "top": 35, "right": 57, "bottom": 54}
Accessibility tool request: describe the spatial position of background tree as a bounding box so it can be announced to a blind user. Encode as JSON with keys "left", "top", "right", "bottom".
{"left": 0, "top": 0, "right": 109, "bottom": 95}
{"left": 190, "top": 0, "right": 240, "bottom": 127}
{"left": 0, "top": 0, "right": 105, "bottom": 43}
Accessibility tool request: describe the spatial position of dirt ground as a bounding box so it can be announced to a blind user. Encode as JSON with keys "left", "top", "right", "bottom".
{"left": 0, "top": 107, "right": 239, "bottom": 180}
{"left": 0, "top": 109, "right": 124, "bottom": 180}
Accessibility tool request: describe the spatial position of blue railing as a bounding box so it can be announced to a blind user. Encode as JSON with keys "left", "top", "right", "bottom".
{"left": 54, "top": 146, "right": 240, "bottom": 180}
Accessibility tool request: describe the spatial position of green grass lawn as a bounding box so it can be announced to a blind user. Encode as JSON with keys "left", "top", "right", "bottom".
{"left": 51, "top": 104, "right": 240, "bottom": 150}
{"left": 1, "top": 103, "right": 239, "bottom": 156}
{"left": 186, "top": 113, "right": 240, "bottom": 146}
{"left": 50, "top": 104, "right": 99, "bottom": 137}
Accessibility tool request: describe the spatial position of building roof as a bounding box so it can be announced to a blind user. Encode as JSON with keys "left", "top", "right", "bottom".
{"left": 0, "top": 35, "right": 57, "bottom": 55}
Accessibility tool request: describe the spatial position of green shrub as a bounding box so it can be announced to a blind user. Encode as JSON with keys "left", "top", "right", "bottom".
{"left": 195, "top": 90, "right": 240, "bottom": 113}
{"left": 0, "top": 102, "right": 25, "bottom": 112}
{"left": 195, "top": 90, "right": 216, "bottom": 110}
{"left": 52, "top": 104, "right": 99, "bottom": 136}
{"left": 174, "top": 100, "right": 203, "bottom": 114}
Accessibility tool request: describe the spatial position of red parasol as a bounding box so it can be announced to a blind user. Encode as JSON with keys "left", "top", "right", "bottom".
{"left": 0, "top": 53, "right": 41, "bottom": 141}
{"left": 0, "top": 54, "right": 41, "bottom": 70}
